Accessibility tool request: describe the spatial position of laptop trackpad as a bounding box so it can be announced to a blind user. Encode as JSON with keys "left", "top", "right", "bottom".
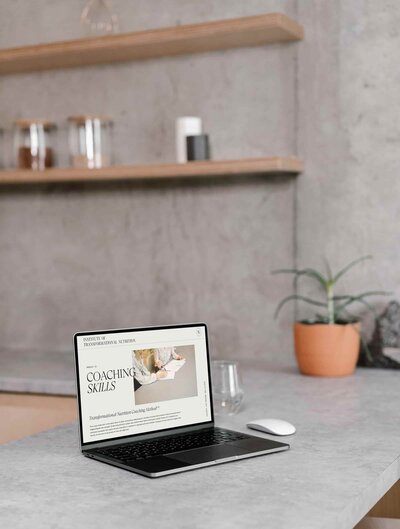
{"left": 170, "top": 444, "right": 246, "bottom": 465}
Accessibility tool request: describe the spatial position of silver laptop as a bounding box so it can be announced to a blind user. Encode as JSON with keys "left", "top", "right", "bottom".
{"left": 74, "top": 323, "right": 289, "bottom": 478}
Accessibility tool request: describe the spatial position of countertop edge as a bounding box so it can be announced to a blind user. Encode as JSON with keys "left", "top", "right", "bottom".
{"left": 341, "top": 454, "right": 400, "bottom": 528}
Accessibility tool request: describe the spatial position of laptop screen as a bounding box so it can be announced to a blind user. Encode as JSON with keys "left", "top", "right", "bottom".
{"left": 75, "top": 324, "right": 213, "bottom": 445}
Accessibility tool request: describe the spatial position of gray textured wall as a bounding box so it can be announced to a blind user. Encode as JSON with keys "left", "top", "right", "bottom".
{"left": 296, "top": 0, "right": 396, "bottom": 325}
{"left": 0, "top": 1, "right": 298, "bottom": 359}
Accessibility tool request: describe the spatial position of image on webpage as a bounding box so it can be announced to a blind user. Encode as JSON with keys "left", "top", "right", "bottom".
{"left": 132, "top": 345, "right": 197, "bottom": 405}
{"left": 76, "top": 326, "right": 212, "bottom": 444}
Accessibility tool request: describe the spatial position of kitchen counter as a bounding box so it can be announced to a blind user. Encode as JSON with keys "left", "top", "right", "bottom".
{"left": 0, "top": 349, "right": 75, "bottom": 395}
{"left": 1, "top": 364, "right": 400, "bottom": 529}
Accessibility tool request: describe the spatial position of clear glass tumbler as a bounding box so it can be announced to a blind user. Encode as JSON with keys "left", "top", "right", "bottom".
{"left": 211, "top": 360, "right": 244, "bottom": 416}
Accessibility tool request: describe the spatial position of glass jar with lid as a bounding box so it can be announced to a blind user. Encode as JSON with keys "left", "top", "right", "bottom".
{"left": 14, "top": 119, "right": 56, "bottom": 170}
{"left": 68, "top": 115, "right": 113, "bottom": 169}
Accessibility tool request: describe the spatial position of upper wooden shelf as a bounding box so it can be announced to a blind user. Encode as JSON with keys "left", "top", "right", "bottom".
{"left": 0, "top": 13, "right": 304, "bottom": 75}
{"left": 0, "top": 157, "right": 303, "bottom": 185}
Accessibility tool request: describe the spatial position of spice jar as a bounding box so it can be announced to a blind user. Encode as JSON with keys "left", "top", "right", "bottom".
{"left": 68, "top": 115, "right": 112, "bottom": 169}
{"left": 14, "top": 119, "right": 56, "bottom": 170}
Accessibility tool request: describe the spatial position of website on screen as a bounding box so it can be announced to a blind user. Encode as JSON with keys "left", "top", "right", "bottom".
{"left": 76, "top": 326, "right": 212, "bottom": 444}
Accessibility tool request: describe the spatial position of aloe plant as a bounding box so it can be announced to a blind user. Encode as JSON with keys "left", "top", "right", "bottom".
{"left": 273, "top": 256, "right": 389, "bottom": 324}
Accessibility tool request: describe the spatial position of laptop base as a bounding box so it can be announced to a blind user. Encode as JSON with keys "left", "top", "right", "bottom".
{"left": 85, "top": 428, "right": 289, "bottom": 478}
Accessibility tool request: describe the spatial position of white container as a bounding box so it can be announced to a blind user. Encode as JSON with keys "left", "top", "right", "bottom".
{"left": 175, "top": 117, "right": 202, "bottom": 163}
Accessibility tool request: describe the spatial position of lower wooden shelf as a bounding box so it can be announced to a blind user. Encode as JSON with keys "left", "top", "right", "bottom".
{"left": 0, "top": 157, "right": 303, "bottom": 185}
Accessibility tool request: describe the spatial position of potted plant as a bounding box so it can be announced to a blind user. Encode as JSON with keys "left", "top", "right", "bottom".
{"left": 273, "top": 256, "right": 388, "bottom": 377}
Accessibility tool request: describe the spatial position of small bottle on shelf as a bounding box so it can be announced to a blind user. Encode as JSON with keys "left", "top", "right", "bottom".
{"left": 14, "top": 119, "right": 56, "bottom": 170}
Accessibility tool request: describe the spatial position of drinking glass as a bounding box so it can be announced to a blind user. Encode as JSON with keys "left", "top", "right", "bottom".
{"left": 211, "top": 360, "right": 244, "bottom": 416}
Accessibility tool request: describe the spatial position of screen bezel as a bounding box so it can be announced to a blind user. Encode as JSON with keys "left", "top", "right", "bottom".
{"left": 74, "top": 322, "right": 214, "bottom": 447}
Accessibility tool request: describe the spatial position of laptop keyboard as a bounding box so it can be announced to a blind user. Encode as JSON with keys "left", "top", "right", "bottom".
{"left": 93, "top": 428, "right": 247, "bottom": 462}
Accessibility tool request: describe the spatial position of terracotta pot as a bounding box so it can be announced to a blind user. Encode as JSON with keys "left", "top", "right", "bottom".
{"left": 293, "top": 322, "right": 361, "bottom": 377}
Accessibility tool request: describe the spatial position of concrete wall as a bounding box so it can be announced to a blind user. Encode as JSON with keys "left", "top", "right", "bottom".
{"left": 296, "top": 0, "right": 396, "bottom": 325}
{"left": 0, "top": 1, "right": 298, "bottom": 359}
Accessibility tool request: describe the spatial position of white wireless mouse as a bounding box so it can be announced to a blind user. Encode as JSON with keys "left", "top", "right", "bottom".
{"left": 247, "top": 418, "right": 296, "bottom": 436}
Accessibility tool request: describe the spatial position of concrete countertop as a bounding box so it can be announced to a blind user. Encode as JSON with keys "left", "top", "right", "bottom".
{"left": 0, "top": 349, "right": 75, "bottom": 395}
{"left": 1, "top": 364, "right": 400, "bottom": 529}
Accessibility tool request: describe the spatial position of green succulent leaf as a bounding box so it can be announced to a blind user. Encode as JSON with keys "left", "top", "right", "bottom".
{"left": 355, "top": 297, "right": 379, "bottom": 317}
{"left": 314, "top": 313, "right": 330, "bottom": 323}
{"left": 334, "top": 291, "right": 390, "bottom": 314}
{"left": 274, "top": 294, "right": 327, "bottom": 319}
{"left": 332, "top": 295, "right": 353, "bottom": 301}
{"left": 271, "top": 268, "right": 328, "bottom": 289}
{"left": 272, "top": 256, "right": 389, "bottom": 325}
{"left": 333, "top": 255, "right": 372, "bottom": 283}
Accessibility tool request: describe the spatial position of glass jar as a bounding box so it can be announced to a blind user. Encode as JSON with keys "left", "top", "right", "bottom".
{"left": 14, "top": 119, "right": 56, "bottom": 170}
{"left": 68, "top": 115, "right": 113, "bottom": 169}
{"left": 80, "top": 0, "right": 119, "bottom": 36}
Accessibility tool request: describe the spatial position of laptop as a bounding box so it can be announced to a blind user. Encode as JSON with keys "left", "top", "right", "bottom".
{"left": 74, "top": 323, "right": 289, "bottom": 478}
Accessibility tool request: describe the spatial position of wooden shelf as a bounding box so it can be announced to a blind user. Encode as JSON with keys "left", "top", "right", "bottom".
{"left": 0, "top": 157, "right": 303, "bottom": 185}
{"left": 0, "top": 13, "right": 303, "bottom": 75}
